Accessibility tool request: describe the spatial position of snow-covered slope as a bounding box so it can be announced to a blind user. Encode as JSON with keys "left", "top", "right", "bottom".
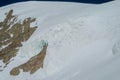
{"left": 1, "top": 0, "right": 120, "bottom": 80}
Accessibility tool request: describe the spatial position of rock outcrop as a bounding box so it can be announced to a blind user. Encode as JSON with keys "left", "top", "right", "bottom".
{"left": 0, "top": 9, "right": 37, "bottom": 64}
{"left": 10, "top": 43, "right": 48, "bottom": 76}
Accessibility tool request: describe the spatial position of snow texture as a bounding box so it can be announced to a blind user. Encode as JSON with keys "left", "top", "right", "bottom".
{"left": 0, "top": 0, "right": 120, "bottom": 80}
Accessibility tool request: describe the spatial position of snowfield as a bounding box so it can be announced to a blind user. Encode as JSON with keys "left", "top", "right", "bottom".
{"left": 0, "top": 0, "right": 120, "bottom": 80}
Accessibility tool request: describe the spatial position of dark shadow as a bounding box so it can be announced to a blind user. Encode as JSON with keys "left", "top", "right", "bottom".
{"left": 0, "top": 0, "right": 114, "bottom": 7}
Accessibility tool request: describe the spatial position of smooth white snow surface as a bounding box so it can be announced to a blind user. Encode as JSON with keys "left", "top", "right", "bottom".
{"left": 0, "top": 0, "right": 120, "bottom": 80}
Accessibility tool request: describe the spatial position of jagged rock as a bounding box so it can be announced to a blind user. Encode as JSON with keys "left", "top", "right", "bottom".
{"left": 0, "top": 9, "right": 37, "bottom": 65}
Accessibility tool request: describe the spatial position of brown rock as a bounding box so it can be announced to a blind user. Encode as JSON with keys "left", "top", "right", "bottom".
{"left": 0, "top": 9, "right": 37, "bottom": 65}
{"left": 10, "top": 67, "right": 20, "bottom": 76}
{"left": 10, "top": 43, "right": 48, "bottom": 75}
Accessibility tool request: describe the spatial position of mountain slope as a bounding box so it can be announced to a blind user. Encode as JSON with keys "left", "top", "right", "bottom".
{"left": 0, "top": 0, "right": 120, "bottom": 80}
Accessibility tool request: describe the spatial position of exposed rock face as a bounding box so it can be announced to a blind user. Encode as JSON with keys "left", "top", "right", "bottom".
{"left": 0, "top": 10, "right": 37, "bottom": 64}
{"left": 10, "top": 43, "right": 48, "bottom": 76}
{"left": 0, "top": 9, "right": 47, "bottom": 76}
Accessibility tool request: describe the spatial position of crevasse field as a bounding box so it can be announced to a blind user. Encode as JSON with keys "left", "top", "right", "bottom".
{"left": 0, "top": 0, "right": 120, "bottom": 80}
